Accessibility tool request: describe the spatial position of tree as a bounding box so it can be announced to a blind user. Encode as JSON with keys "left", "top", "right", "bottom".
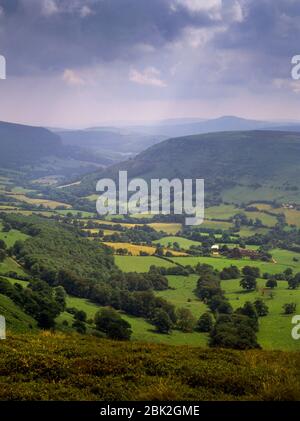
{"left": 209, "top": 314, "right": 260, "bottom": 350}
{"left": 266, "top": 279, "right": 277, "bottom": 289}
{"left": 72, "top": 319, "right": 86, "bottom": 334}
{"left": 176, "top": 308, "right": 196, "bottom": 333}
{"left": 242, "top": 266, "right": 260, "bottom": 278}
{"left": 75, "top": 310, "right": 87, "bottom": 322}
{"left": 37, "top": 310, "right": 56, "bottom": 329}
{"left": 95, "top": 308, "right": 132, "bottom": 340}
{"left": 54, "top": 286, "right": 66, "bottom": 312}
{"left": 283, "top": 303, "right": 297, "bottom": 315}
{"left": 0, "top": 249, "right": 6, "bottom": 263}
{"left": 197, "top": 312, "right": 214, "bottom": 332}
{"left": 208, "top": 295, "right": 232, "bottom": 314}
{"left": 155, "top": 246, "right": 164, "bottom": 256}
{"left": 240, "top": 275, "right": 257, "bottom": 291}
{"left": 152, "top": 308, "right": 172, "bottom": 334}
{"left": 254, "top": 299, "right": 269, "bottom": 317}
{"left": 220, "top": 266, "right": 240, "bottom": 280}
{"left": 288, "top": 274, "right": 300, "bottom": 290}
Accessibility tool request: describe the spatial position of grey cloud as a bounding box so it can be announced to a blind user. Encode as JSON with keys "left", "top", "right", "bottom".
{"left": 0, "top": 0, "right": 220, "bottom": 74}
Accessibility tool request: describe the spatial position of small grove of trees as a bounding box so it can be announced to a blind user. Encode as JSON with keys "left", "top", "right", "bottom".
{"left": 195, "top": 263, "right": 263, "bottom": 349}
{"left": 94, "top": 308, "right": 132, "bottom": 340}
{"left": 240, "top": 266, "right": 260, "bottom": 291}
{"left": 152, "top": 308, "right": 173, "bottom": 334}
{"left": 220, "top": 265, "right": 240, "bottom": 280}
{"left": 0, "top": 277, "right": 65, "bottom": 329}
{"left": 176, "top": 308, "right": 196, "bottom": 333}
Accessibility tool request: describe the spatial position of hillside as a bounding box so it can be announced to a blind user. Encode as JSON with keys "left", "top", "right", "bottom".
{"left": 0, "top": 293, "right": 37, "bottom": 333}
{"left": 0, "top": 331, "right": 299, "bottom": 400}
{"left": 0, "top": 121, "right": 112, "bottom": 181}
{"left": 74, "top": 130, "right": 300, "bottom": 204}
{"left": 0, "top": 121, "right": 62, "bottom": 167}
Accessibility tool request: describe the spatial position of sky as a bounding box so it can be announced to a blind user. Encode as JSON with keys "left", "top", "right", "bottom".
{"left": 0, "top": 0, "right": 299, "bottom": 128}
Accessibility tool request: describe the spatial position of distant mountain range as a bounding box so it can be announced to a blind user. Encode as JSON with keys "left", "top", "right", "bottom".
{"left": 55, "top": 116, "right": 300, "bottom": 160}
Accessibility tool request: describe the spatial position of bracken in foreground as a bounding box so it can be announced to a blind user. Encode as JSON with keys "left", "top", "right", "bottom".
{"left": 0, "top": 331, "right": 299, "bottom": 401}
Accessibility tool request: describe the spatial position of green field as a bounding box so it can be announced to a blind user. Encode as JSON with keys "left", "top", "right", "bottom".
{"left": 156, "top": 275, "right": 206, "bottom": 318}
{"left": 238, "top": 226, "right": 270, "bottom": 237}
{"left": 62, "top": 291, "right": 208, "bottom": 347}
{"left": 205, "top": 204, "right": 239, "bottom": 219}
{"left": 171, "top": 250, "right": 300, "bottom": 275}
{"left": 222, "top": 278, "right": 300, "bottom": 351}
{"left": 153, "top": 236, "right": 202, "bottom": 249}
{"left": 200, "top": 220, "right": 233, "bottom": 230}
{"left": 0, "top": 257, "right": 27, "bottom": 276}
{"left": 115, "top": 255, "right": 176, "bottom": 272}
{"left": 0, "top": 222, "right": 30, "bottom": 247}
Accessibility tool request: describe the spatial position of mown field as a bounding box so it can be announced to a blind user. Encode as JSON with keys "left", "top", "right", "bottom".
{"left": 153, "top": 236, "right": 202, "bottom": 249}
{"left": 114, "top": 255, "right": 176, "bottom": 272}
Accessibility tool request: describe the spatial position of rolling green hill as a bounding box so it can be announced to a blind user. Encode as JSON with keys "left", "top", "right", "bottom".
{"left": 75, "top": 131, "right": 300, "bottom": 204}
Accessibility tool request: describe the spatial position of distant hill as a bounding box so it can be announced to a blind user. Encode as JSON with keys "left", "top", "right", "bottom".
{"left": 57, "top": 128, "right": 165, "bottom": 159}
{"left": 0, "top": 121, "right": 113, "bottom": 181}
{"left": 56, "top": 116, "right": 289, "bottom": 160}
{"left": 75, "top": 130, "right": 300, "bottom": 204}
{"left": 128, "top": 116, "right": 279, "bottom": 138}
{"left": 0, "top": 121, "right": 62, "bottom": 167}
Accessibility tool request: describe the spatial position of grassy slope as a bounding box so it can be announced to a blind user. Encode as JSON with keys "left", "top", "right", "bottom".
{"left": 0, "top": 222, "right": 30, "bottom": 247}
{"left": 0, "top": 332, "right": 299, "bottom": 401}
{"left": 222, "top": 279, "right": 300, "bottom": 351}
{"left": 171, "top": 249, "right": 300, "bottom": 275}
{"left": 0, "top": 257, "right": 27, "bottom": 276}
{"left": 61, "top": 292, "right": 208, "bottom": 347}
{"left": 0, "top": 294, "right": 37, "bottom": 333}
{"left": 115, "top": 255, "right": 176, "bottom": 272}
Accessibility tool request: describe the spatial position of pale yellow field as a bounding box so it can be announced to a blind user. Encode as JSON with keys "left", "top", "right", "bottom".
{"left": 103, "top": 242, "right": 186, "bottom": 256}
{"left": 82, "top": 219, "right": 182, "bottom": 234}
{"left": 251, "top": 203, "right": 273, "bottom": 211}
{"left": 0, "top": 205, "right": 17, "bottom": 210}
{"left": 82, "top": 228, "right": 120, "bottom": 236}
{"left": 148, "top": 223, "right": 182, "bottom": 235}
{"left": 6, "top": 193, "right": 71, "bottom": 209}
{"left": 82, "top": 219, "right": 142, "bottom": 228}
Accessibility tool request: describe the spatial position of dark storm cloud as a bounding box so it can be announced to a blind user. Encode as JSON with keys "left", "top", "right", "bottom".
{"left": 0, "top": 0, "right": 218, "bottom": 74}
{"left": 214, "top": 0, "right": 300, "bottom": 79}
